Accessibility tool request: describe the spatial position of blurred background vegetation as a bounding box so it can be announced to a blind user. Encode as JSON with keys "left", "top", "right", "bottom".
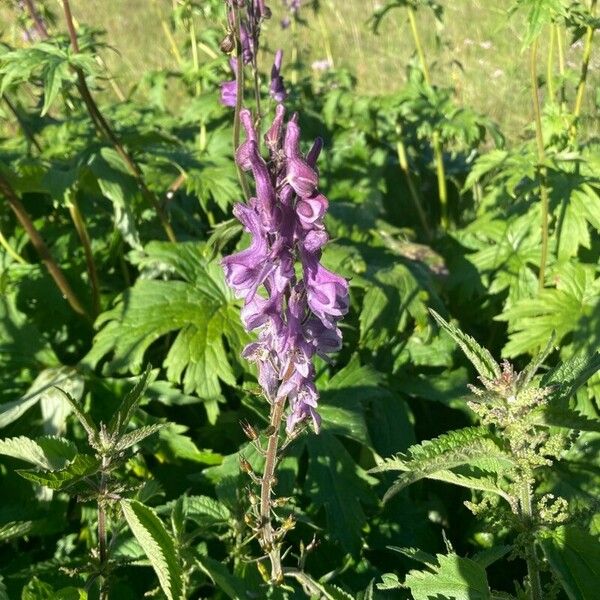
{"left": 2, "top": 0, "right": 598, "bottom": 140}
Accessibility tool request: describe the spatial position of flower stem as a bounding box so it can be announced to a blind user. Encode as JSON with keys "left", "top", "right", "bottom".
{"left": 530, "top": 39, "right": 550, "bottom": 290}
{"left": 519, "top": 480, "right": 543, "bottom": 600}
{"left": 407, "top": 7, "right": 448, "bottom": 230}
{"left": 572, "top": 0, "right": 597, "bottom": 126}
{"left": 259, "top": 397, "right": 286, "bottom": 584}
{"left": 232, "top": 4, "right": 251, "bottom": 201}
{"left": 189, "top": 17, "right": 201, "bottom": 96}
{"left": 0, "top": 173, "right": 90, "bottom": 320}
{"left": 60, "top": 0, "right": 177, "bottom": 243}
{"left": 0, "top": 227, "right": 27, "bottom": 264}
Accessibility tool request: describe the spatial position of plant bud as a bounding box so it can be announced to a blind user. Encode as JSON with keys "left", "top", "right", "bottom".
{"left": 240, "top": 419, "right": 258, "bottom": 440}
{"left": 239, "top": 456, "right": 253, "bottom": 474}
{"left": 220, "top": 33, "right": 235, "bottom": 54}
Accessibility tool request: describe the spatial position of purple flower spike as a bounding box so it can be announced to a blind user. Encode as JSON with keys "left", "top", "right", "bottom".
{"left": 220, "top": 59, "right": 238, "bottom": 107}
{"left": 269, "top": 50, "right": 288, "bottom": 102}
{"left": 222, "top": 106, "right": 349, "bottom": 434}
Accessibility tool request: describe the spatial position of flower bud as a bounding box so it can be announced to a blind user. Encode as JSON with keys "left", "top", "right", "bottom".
{"left": 220, "top": 33, "right": 235, "bottom": 54}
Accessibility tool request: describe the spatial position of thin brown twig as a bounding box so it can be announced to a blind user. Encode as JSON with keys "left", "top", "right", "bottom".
{"left": 0, "top": 172, "right": 90, "bottom": 320}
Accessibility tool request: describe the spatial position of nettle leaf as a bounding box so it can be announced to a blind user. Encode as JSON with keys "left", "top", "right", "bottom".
{"left": 85, "top": 242, "right": 249, "bottom": 422}
{"left": 184, "top": 495, "right": 230, "bottom": 528}
{"left": 121, "top": 500, "right": 183, "bottom": 600}
{"left": 498, "top": 263, "right": 600, "bottom": 358}
{"left": 18, "top": 454, "right": 99, "bottom": 490}
{"left": 540, "top": 526, "right": 600, "bottom": 600}
{"left": 108, "top": 366, "right": 151, "bottom": 438}
{"left": 541, "top": 350, "right": 600, "bottom": 405}
{"left": 114, "top": 424, "right": 164, "bottom": 452}
{"left": 430, "top": 310, "right": 501, "bottom": 380}
{"left": 0, "top": 435, "right": 77, "bottom": 470}
{"left": 372, "top": 427, "right": 514, "bottom": 503}
{"left": 305, "top": 432, "right": 377, "bottom": 553}
{"left": 404, "top": 553, "right": 492, "bottom": 600}
{"left": 0, "top": 366, "right": 84, "bottom": 431}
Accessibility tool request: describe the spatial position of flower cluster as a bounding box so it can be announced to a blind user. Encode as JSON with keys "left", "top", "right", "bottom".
{"left": 222, "top": 106, "right": 348, "bottom": 432}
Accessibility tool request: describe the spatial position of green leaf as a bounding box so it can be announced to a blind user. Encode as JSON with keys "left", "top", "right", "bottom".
{"left": 121, "top": 500, "right": 183, "bottom": 600}
{"left": 305, "top": 432, "right": 377, "bottom": 553}
{"left": 85, "top": 242, "right": 249, "bottom": 422}
{"left": 108, "top": 365, "right": 151, "bottom": 438}
{"left": 541, "top": 350, "right": 600, "bottom": 405}
{"left": 0, "top": 574, "right": 7, "bottom": 600}
{"left": 0, "top": 366, "right": 82, "bottom": 430}
{"left": 540, "top": 526, "right": 600, "bottom": 600}
{"left": 114, "top": 424, "right": 164, "bottom": 452}
{"left": 404, "top": 553, "right": 492, "bottom": 600}
{"left": 184, "top": 495, "right": 230, "bottom": 527}
{"left": 54, "top": 388, "right": 98, "bottom": 446}
{"left": 371, "top": 427, "right": 514, "bottom": 503}
{"left": 196, "top": 555, "right": 251, "bottom": 599}
{"left": 18, "top": 454, "right": 100, "bottom": 490}
{"left": 430, "top": 310, "right": 501, "bottom": 380}
{"left": 0, "top": 435, "right": 77, "bottom": 470}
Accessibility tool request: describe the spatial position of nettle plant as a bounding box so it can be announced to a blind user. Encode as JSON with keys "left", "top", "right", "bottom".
{"left": 374, "top": 312, "right": 600, "bottom": 600}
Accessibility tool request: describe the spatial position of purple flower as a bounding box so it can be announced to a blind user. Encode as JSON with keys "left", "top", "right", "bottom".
{"left": 222, "top": 105, "right": 349, "bottom": 434}
{"left": 220, "top": 59, "right": 238, "bottom": 107}
{"left": 269, "top": 50, "right": 288, "bottom": 102}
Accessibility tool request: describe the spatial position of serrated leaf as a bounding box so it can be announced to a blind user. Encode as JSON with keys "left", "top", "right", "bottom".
{"left": 430, "top": 310, "right": 501, "bottom": 380}
{"left": 377, "top": 573, "right": 401, "bottom": 591}
{"left": 54, "top": 388, "right": 98, "bottom": 445}
{"left": 108, "top": 366, "right": 151, "bottom": 438}
{"left": 18, "top": 454, "right": 99, "bottom": 490}
{"left": 540, "top": 526, "right": 600, "bottom": 600}
{"left": 85, "top": 242, "right": 249, "bottom": 422}
{"left": 0, "top": 435, "right": 77, "bottom": 470}
{"left": 404, "top": 553, "right": 492, "bottom": 600}
{"left": 541, "top": 351, "right": 600, "bottom": 405}
{"left": 114, "top": 424, "right": 164, "bottom": 452}
{"left": 121, "top": 500, "right": 183, "bottom": 600}
{"left": 388, "top": 546, "right": 437, "bottom": 568}
{"left": 184, "top": 495, "right": 230, "bottom": 527}
{"left": 372, "top": 427, "right": 514, "bottom": 503}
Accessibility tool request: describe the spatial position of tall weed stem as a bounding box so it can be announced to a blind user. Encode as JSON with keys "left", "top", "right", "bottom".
{"left": 396, "top": 129, "right": 432, "bottom": 240}
{"left": 0, "top": 173, "right": 90, "bottom": 319}
{"left": 519, "top": 480, "right": 543, "bottom": 600}
{"left": 407, "top": 7, "right": 448, "bottom": 230}
{"left": 530, "top": 39, "right": 549, "bottom": 290}
{"left": 572, "top": 0, "right": 597, "bottom": 127}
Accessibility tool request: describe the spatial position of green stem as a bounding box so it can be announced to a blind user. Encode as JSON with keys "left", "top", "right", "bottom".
{"left": 98, "top": 456, "right": 109, "bottom": 600}
{"left": 530, "top": 39, "right": 550, "bottom": 290}
{"left": 61, "top": 0, "right": 177, "bottom": 243}
{"left": 0, "top": 173, "right": 90, "bottom": 320}
{"left": 547, "top": 25, "right": 555, "bottom": 102}
{"left": 572, "top": 0, "right": 597, "bottom": 123}
{"left": 396, "top": 129, "right": 431, "bottom": 240}
{"left": 189, "top": 17, "right": 201, "bottom": 96}
{"left": 259, "top": 398, "right": 286, "bottom": 584}
{"left": 232, "top": 4, "right": 250, "bottom": 201}
{"left": 555, "top": 24, "right": 566, "bottom": 110}
{"left": 67, "top": 192, "right": 101, "bottom": 317}
{"left": 407, "top": 7, "right": 447, "bottom": 230}
{"left": 291, "top": 17, "right": 298, "bottom": 85}
{"left": 519, "top": 480, "right": 543, "bottom": 600}
{"left": 0, "top": 227, "right": 27, "bottom": 264}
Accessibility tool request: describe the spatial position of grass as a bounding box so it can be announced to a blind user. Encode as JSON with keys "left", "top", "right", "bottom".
{"left": 1, "top": 0, "right": 598, "bottom": 141}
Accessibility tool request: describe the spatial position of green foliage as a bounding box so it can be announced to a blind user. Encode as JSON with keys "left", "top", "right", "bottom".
{"left": 121, "top": 500, "right": 184, "bottom": 600}
{"left": 403, "top": 553, "right": 492, "bottom": 600}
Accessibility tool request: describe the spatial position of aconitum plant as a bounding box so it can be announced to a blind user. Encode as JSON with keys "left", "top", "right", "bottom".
{"left": 223, "top": 105, "right": 348, "bottom": 433}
